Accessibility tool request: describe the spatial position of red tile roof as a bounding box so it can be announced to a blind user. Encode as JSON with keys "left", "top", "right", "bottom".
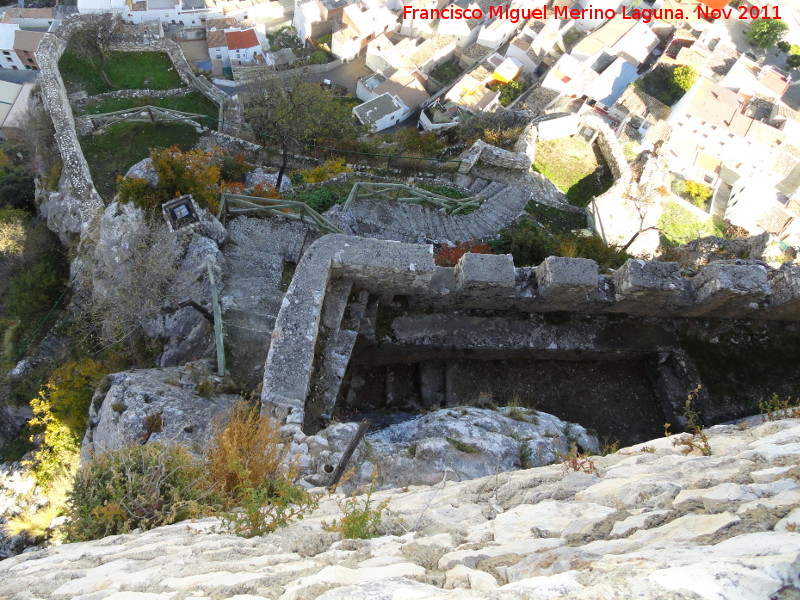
{"left": 225, "top": 29, "right": 259, "bottom": 51}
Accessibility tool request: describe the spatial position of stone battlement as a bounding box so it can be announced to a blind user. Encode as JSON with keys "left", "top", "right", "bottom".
{"left": 261, "top": 235, "right": 800, "bottom": 432}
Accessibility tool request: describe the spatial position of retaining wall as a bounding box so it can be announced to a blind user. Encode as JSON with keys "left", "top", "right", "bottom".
{"left": 233, "top": 58, "right": 344, "bottom": 83}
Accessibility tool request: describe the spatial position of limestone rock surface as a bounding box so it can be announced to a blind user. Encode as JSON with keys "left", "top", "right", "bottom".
{"left": 80, "top": 364, "right": 239, "bottom": 461}
{"left": 303, "top": 407, "right": 599, "bottom": 490}
{"left": 2, "top": 418, "right": 799, "bottom": 600}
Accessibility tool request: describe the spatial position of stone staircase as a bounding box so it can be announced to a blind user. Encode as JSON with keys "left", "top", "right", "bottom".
{"left": 337, "top": 177, "right": 531, "bottom": 243}
{"left": 221, "top": 216, "right": 314, "bottom": 390}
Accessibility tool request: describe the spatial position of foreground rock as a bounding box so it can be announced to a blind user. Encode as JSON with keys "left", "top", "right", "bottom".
{"left": 303, "top": 407, "right": 599, "bottom": 490}
{"left": 80, "top": 363, "right": 239, "bottom": 461}
{"left": 2, "top": 417, "right": 799, "bottom": 599}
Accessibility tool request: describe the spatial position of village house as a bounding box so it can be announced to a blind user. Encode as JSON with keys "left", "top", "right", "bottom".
{"left": 365, "top": 34, "right": 455, "bottom": 78}
{"left": 419, "top": 53, "right": 517, "bottom": 130}
{"left": 356, "top": 68, "right": 430, "bottom": 125}
{"left": 0, "top": 24, "right": 25, "bottom": 70}
{"left": 78, "top": 0, "right": 286, "bottom": 28}
{"left": 0, "top": 7, "right": 57, "bottom": 30}
{"left": 13, "top": 30, "right": 45, "bottom": 71}
{"left": 352, "top": 91, "right": 408, "bottom": 130}
{"left": 292, "top": 0, "right": 323, "bottom": 42}
{"left": 330, "top": 2, "right": 397, "bottom": 61}
{"left": 436, "top": 0, "right": 485, "bottom": 48}
{"left": 207, "top": 20, "right": 266, "bottom": 72}
{"left": 399, "top": 0, "right": 444, "bottom": 37}
{"left": 504, "top": 20, "right": 562, "bottom": 76}
{"left": 0, "top": 71, "right": 36, "bottom": 137}
{"left": 570, "top": 17, "right": 659, "bottom": 67}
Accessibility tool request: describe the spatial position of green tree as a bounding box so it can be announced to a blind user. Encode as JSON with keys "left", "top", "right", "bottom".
{"left": 0, "top": 167, "right": 35, "bottom": 211}
{"left": 70, "top": 13, "right": 123, "bottom": 88}
{"left": 788, "top": 54, "right": 800, "bottom": 70}
{"left": 671, "top": 65, "right": 698, "bottom": 92}
{"left": 243, "top": 77, "right": 363, "bottom": 189}
{"left": 747, "top": 20, "right": 788, "bottom": 49}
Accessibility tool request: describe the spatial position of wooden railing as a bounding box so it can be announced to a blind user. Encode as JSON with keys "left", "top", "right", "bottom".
{"left": 217, "top": 192, "right": 344, "bottom": 235}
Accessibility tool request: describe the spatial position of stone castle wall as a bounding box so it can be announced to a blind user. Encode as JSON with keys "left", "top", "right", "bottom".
{"left": 35, "top": 16, "right": 234, "bottom": 240}
{"left": 261, "top": 234, "right": 800, "bottom": 433}
{"left": 35, "top": 18, "right": 104, "bottom": 237}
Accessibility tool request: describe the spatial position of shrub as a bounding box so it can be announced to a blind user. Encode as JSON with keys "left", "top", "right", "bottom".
{"left": 759, "top": 394, "right": 800, "bottom": 421}
{"left": 0, "top": 167, "right": 35, "bottom": 211}
{"left": 64, "top": 443, "right": 216, "bottom": 541}
{"left": 434, "top": 241, "right": 493, "bottom": 267}
{"left": 672, "top": 386, "right": 711, "bottom": 456}
{"left": 308, "top": 50, "right": 328, "bottom": 65}
{"left": 561, "top": 445, "right": 598, "bottom": 475}
{"left": 324, "top": 468, "right": 389, "bottom": 539}
{"left": 217, "top": 154, "right": 250, "bottom": 183}
{"left": 26, "top": 359, "right": 106, "bottom": 487}
{"left": 117, "top": 146, "right": 224, "bottom": 214}
{"left": 395, "top": 128, "right": 443, "bottom": 157}
{"left": 206, "top": 401, "right": 292, "bottom": 497}
{"left": 218, "top": 479, "right": 315, "bottom": 538}
{"left": 300, "top": 158, "right": 352, "bottom": 184}
{"left": 671, "top": 65, "right": 698, "bottom": 92}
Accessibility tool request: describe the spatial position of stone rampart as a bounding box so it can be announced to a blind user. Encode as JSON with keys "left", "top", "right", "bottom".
{"left": 261, "top": 235, "right": 800, "bottom": 432}
{"left": 36, "top": 18, "right": 104, "bottom": 236}
{"left": 35, "top": 16, "right": 236, "bottom": 239}
{"left": 233, "top": 58, "right": 344, "bottom": 84}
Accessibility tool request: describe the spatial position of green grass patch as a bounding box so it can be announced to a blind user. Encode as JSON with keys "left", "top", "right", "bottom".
{"left": 59, "top": 49, "right": 183, "bottom": 95}
{"left": 525, "top": 200, "right": 587, "bottom": 234}
{"left": 417, "top": 183, "right": 469, "bottom": 199}
{"left": 284, "top": 179, "right": 360, "bottom": 213}
{"left": 430, "top": 58, "right": 464, "bottom": 85}
{"left": 658, "top": 201, "right": 717, "bottom": 246}
{"left": 80, "top": 122, "right": 201, "bottom": 200}
{"left": 81, "top": 92, "right": 218, "bottom": 126}
{"left": 533, "top": 137, "right": 613, "bottom": 207}
{"left": 637, "top": 65, "right": 692, "bottom": 107}
{"left": 446, "top": 437, "right": 479, "bottom": 453}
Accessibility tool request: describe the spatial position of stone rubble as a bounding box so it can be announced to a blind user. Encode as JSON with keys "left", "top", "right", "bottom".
{"left": 0, "top": 418, "right": 797, "bottom": 599}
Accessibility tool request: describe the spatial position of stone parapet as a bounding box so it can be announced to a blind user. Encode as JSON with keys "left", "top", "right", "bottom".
{"left": 261, "top": 235, "right": 800, "bottom": 430}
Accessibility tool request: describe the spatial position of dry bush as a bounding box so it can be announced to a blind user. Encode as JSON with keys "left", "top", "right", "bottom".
{"left": 206, "top": 401, "right": 291, "bottom": 497}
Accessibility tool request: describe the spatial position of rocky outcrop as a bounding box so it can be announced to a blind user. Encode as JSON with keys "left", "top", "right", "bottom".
{"left": 80, "top": 364, "right": 240, "bottom": 461}
{"left": 81, "top": 200, "right": 226, "bottom": 368}
{"left": 245, "top": 167, "right": 293, "bottom": 193}
{"left": 2, "top": 417, "right": 799, "bottom": 599}
{"left": 303, "top": 407, "right": 599, "bottom": 490}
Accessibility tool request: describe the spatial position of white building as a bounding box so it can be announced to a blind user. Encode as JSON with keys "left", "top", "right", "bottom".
{"left": 437, "top": 1, "right": 483, "bottom": 48}
{"left": 80, "top": 0, "right": 286, "bottom": 28}
{"left": 293, "top": 0, "right": 322, "bottom": 42}
{"left": 365, "top": 34, "right": 455, "bottom": 76}
{"left": 353, "top": 92, "right": 408, "bottom": 131}
{"left": 0, "top": 24, "right": 25, "bottom": 71}
{"left": 331, "top": 3, "right": 397, "bottom": 61}
{"left": 571, "top": 18, "right": 658, "bottom": 67}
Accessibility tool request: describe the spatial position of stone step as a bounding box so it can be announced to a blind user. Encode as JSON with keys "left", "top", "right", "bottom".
{"left": 480, "top": 181, "right": 507, "bottom": 199}
{"left": 469, "top": 178, "right": 490, "bottom": 193}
